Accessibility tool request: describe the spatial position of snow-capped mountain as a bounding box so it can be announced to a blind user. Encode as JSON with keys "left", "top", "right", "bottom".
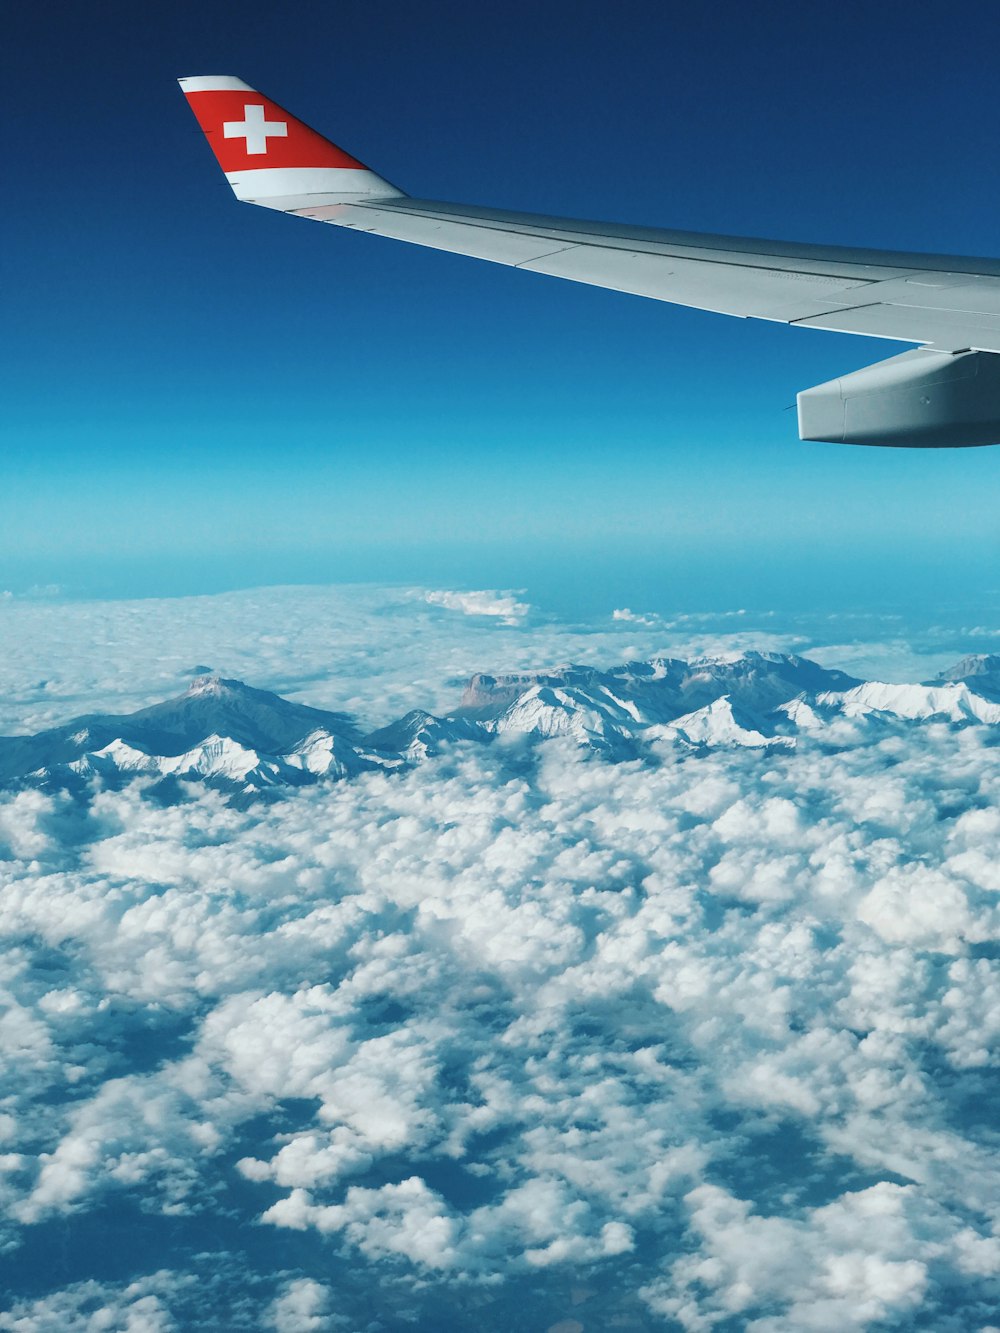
{"left": 817, "top": 680, "right": 1000, "bottom": 723}
{"left": 5, "top": 653, "right": 1000, "bottom": 797}
{"left": 460, "top": 653, "right": 858, "bottom": 753}
{"left": 0, "top": 676, "right": 362, "bottom": 783}
{"left": 648, "top": 696, "right": 791, "bottom": 750}
{"left": 363, "top": 710, "right": 482, "bottom": 761}
{"left": 460, "top": 651, "right": 859, "bottom": 724}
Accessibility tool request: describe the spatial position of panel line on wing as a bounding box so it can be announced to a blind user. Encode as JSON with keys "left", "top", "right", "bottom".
{"left": 354, "top": 203, "right": 884, "bottom": 282}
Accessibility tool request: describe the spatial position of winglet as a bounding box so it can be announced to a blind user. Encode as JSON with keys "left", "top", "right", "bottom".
{"left": 178, "top": 75, "right": 404, "bottom": 209}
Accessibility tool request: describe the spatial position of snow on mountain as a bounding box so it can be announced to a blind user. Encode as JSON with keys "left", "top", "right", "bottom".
{"left": 70, "top": 739, "right": 162, "bottom": 777}
{"left": 460, "top": 652, "right": 859, "bottom": 731}
{"left": 287, "top": 729, "right": 384, "bottom": 777}
{"left": 649, "top": 696, "right": 791, "bottom": 749}
{"left": 363, "top": 711, "right": 481, "bottom": 761}
{"left": 6, "top": 652, "right": 1000, "bottom": 797}
{"left": 672, "top": 650, "right": 860, "bottom": 713}
{"left": 776, "top": 697, "right": 824, "bottom": 730}
{"left": 484, "top": 683, "right": 641, "bottom": 755}
{"left": 132, "top": 674, "right": 362, "bottom": 753}
{"left": 0, "top": 676, "right": 361, "bottom": 784}
{"left": 816, "top": 680, "right": 1000, "bottom": 723}
{"left": 65, "top": 727, "right": 384, "bottom": 791}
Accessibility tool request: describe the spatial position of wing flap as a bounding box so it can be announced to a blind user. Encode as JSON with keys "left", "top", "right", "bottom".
{"left": 794, "top": 302, "right": 1000, "bottom": 350}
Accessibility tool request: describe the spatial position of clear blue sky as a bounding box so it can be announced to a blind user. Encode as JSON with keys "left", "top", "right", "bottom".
{"left": 4, "top": 0, "right": 1000, "bottom": 613}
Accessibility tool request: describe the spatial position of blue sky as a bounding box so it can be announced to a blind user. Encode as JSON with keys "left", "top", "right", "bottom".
{"left": 5, "top": 0, "right": 1000, "bottom": 610}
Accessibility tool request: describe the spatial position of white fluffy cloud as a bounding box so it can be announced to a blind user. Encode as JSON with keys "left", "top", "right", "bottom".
{"left": 0, "top": 1273, "right": 183, "bottom": 1332}
{"left": 642, "top": 1181, "right": 932, "bottom": 1331}
{"left": 266, "top": 1278, "right": 336, "bottom": 1332}
{"left": 422, "top": 588, "right": 531, "bottom": 623}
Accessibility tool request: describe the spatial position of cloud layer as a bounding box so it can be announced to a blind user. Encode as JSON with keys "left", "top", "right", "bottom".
{"left": 3, "top": 581, "right": 970, "bottom": 739}
{"left": 2, "top": 636, "right": 999, "bottom": 1329}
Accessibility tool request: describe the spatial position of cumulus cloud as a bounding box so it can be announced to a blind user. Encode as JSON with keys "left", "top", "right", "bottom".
{"left": 423, "top": 588, "right": 532, "bottom": 623}
{"left": 0, "top": 1273, "right": 184, "bottom": 1332}
{"left": 642, "top": 1181, "right": 932, "bottom": 1331}
{"left": 612, "top": 607, "right": 663, "bottom": 625}
{"left": 266, "top": 1278, "right": 336, "bottom": 1332}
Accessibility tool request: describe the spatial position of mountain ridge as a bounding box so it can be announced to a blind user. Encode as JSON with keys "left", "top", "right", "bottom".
{"left": 3, "top": 653, "right": 998, "bottom": 797}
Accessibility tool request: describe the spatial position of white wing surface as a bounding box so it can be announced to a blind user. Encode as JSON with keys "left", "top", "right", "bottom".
{"left": 179, "top": 76, "right": 1000, "bottom": 447}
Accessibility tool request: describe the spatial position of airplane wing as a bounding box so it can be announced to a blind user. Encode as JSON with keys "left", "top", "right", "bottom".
{"left": 178, "top": 75, "right": 1000, "bottom": 447}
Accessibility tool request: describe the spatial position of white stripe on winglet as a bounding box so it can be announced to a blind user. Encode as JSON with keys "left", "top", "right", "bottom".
{"left": 225, "top": 166, "right": 403, "bottom": 201}
{"left": 178, "top": 75, "right": 256, "bottom": 93}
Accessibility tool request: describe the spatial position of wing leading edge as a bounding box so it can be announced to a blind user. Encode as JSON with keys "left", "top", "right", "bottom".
{"left": 179, "top": 75, "right": 1000, "bottom": 447}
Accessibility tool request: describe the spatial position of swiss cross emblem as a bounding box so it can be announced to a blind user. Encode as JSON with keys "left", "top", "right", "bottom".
{"left": 223, "top": 104, "right": 288, "bottom": 155}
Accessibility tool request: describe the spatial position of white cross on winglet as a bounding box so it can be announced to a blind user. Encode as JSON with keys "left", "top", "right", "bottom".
{"left": 223, "top": 104, "right": 288, "bottom": 155}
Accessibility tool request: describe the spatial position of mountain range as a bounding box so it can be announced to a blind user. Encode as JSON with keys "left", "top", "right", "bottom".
{"left": 4, "top": 651, "right": 1000, "bottom": 798}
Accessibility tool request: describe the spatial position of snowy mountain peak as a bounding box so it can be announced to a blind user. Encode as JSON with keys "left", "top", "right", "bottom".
{"left": 182, "top": 674, "right": 293, "bottom": 703}
{"left": 821, "top": 680, "right": 1000, "bottom": 724}
{"left": 184, "top": 673, "right": 235, "bottom": 696}
{"left": 652, "top": 695, "right": 790, "bottom": 749}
